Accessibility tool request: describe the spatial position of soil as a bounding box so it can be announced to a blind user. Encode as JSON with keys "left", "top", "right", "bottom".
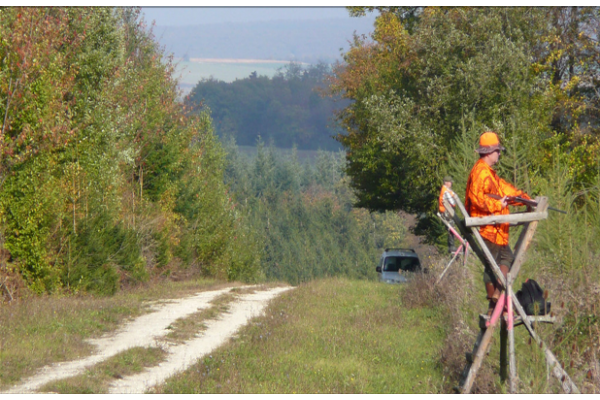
{"left": 2, "top": 285, "right": 293, "bottom": 394}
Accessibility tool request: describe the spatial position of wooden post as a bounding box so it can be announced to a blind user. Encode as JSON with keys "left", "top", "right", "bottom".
{"left": 465, "top": 211, "right": 548, "bottom": 226}
{"left": 508, "top": 286, "right": 517, "bottom": 393}
{"left": 460, "top": 321, "right": 499, "bottom": 393}
{"left": 500, "top": 318, "right": 508, "bottom": 383}
{"left": 450, "top": 206, "right": 489, "bottom": 275}
{"left": 437, "top": 246, "right": 462, "bottom": 284}
{"left": 451, "top": 194, "right": 506, "bottom": 289}
{"left": 435, "top": 212, "right": 469, "bottom": 284}
{"left": 508, "top": 197, "right": 548, "bottom": 285}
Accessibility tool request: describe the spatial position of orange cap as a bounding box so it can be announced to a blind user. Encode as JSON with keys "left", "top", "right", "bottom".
{"left": 476, "top": 131, "right": 506, "bottom": 154}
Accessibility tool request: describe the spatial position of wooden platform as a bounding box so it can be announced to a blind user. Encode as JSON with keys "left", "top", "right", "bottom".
{"left": 449, "top": 195, "right": 579, "bottom": 394}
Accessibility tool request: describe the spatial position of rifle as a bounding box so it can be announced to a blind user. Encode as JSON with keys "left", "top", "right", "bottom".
{"left": 485, "top": 193, "right": 567, "bottom": 214}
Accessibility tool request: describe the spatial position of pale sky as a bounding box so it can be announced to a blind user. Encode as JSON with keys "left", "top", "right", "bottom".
{"left": 141, "top": 7, "right": 370, "bottom": 27}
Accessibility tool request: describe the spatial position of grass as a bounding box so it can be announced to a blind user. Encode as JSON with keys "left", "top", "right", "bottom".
{"left": 152, "top": 277, "right": 450, "bottom": 394}
{"left": 162, "top": 284, "right": 285, "bottom": 345}
{"left": 163, "top": 292, "right": 238, "bottom": 344}
{"left": 0, "top": 277, "right": 237, "bottom": 390}
{"left": 2, "top": 257, "right": 595, "bottom": 394}
{"left": 38, "top": 346, "right": 168, "bottom": 394}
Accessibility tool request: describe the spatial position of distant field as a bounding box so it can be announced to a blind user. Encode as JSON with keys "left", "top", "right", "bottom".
{"left": 173, "top": 59, "right": 295, "bottom": 93}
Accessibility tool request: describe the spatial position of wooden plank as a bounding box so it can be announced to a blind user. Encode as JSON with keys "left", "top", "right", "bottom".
{"left": 500, "top": 319, "right": 508, "bottom": 383}
{"left": 508, "top": 197, "right": 548, "bottom": 285}
{"left": 508, "top": 286, "right": 517, "bottom": 393}
{"left": 460, "top": 322, "right": 498, "bottom": 393}
{"left": 465, "top": 211, "right": 547, "bottom": 227}
{"left": 511, "top": 292, "right": 580, "bottom": 393}
{"left": 513, "top": 315, "right": 555, "bottom": 327}
{"left": 436, "top": 246, "right": 462, "bottom": 284}
{"left": 436, "top": 212, "right": 466, "bottom": 246}
{"left": 457, "top": 327, "right": 485, "bottom": 392}
{"left": 451, "top": 194, "right": 506, "bottom": 287}
{"left": 451, "top": 215, "right": 487, "bottom": 272}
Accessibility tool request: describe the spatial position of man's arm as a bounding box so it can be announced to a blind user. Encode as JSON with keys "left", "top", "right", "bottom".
{"left": 499, "top": 178, "right": 531, "bottom": 204}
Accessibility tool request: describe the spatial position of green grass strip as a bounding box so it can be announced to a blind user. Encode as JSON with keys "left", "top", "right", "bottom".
{"left": 154, "top": 277, "right": 449, "bottom": 394}
{"left": 39, "top": 346, "right": 168, "bottom": 394}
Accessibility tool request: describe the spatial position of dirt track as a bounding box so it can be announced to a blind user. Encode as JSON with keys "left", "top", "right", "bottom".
{"left": 2, "top": 285, "right": 293, "bottom": 394}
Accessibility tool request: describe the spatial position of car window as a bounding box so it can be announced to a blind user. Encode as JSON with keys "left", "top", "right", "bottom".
{"left": 383, "top": 256, "right": 400, "bottom": 272}
{"left": 399, "top": 257, "right": 420, "bottom": 272}
{"left": 383, "top": 255, "right": 421, "bottom": 272}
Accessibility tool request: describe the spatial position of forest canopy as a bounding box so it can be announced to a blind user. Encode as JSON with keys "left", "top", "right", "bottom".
{"left": 0, "top": 7, "right": 258, "bottom": 294}
{"left": 186, "top": 63, "right": 347, "bottom": 151}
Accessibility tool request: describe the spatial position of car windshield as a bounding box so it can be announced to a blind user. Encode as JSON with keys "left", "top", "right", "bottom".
{"left": 384, "top": 256, "right": 420, "bottom": 272}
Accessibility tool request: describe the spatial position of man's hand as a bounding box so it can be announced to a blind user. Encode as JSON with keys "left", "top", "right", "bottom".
{"left": 501, "top": 196, "right": 508, "bottom": 208}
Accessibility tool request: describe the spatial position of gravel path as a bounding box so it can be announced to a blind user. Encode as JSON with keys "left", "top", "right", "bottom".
{"left": 3, "top": 285, "right": 292, "bottom": 394}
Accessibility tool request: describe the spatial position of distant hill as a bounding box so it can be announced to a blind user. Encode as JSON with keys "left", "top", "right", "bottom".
{"left": 186, "top": 63, "right": 347, "bottom": 151}
{"left": 150, "top": 18, "right": 376, "bottom": 64}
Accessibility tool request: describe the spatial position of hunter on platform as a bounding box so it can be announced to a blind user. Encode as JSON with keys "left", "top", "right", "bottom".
{"left": 465, "top": 131, "right": 532, "bottom": 316}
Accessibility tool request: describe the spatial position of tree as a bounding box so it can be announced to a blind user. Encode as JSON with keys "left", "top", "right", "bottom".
{"left": 0, "top": 7, "right": 260, "bottom": 294}
{"left": 186, "top": 62, "right": 347, "bottom": 150}
{"left": 328, "top": 7, "right": 572, "bottom": 241}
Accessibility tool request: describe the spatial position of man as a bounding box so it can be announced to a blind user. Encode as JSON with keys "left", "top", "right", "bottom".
{"left": 465, "top": 131, "right": 531, "bottom": 314}
{"left": 439, "top": 176, "right": 457, "bottom": 253}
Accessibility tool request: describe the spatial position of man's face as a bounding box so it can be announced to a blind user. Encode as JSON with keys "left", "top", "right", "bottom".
{"left": 490, "top": 149, "right": 501, "bottom": 165}
{"left": 484, "top": 149, "right": 501, "bottom": 166}
{"left": 445, "top": 181, "right": 452, "bottom": 189}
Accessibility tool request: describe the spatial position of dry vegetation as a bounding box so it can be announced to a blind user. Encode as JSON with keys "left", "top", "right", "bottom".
{"left": 419, "top": 251, "right": 600, "bottom": 394}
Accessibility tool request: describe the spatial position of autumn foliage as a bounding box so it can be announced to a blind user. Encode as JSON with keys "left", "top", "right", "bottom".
{"left": 0, "top": 7, "right": 259, "bottom": 295}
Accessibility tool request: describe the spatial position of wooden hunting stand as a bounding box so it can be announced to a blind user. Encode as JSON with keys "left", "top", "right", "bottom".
{"left": 448, "top": 193, "right": 580, "bottom": 394}
{"left": 435, "top": 211, "right": 469, "bottom": 284}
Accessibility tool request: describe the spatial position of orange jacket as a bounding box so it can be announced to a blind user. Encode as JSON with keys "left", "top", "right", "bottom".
{"left": 439, "top": 185, "right": 455, "bottom": 213}
{"left": 465, "top": 159, "right": 531, "bottom": 246}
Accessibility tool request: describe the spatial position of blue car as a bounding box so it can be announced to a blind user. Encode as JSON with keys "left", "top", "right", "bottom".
{"left": 375, "top": 248, "right": 423, "bottom": 283}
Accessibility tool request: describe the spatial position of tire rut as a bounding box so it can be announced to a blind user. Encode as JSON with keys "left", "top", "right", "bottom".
{"left": 3, "top": 286, "right": 292, "bottom": 394}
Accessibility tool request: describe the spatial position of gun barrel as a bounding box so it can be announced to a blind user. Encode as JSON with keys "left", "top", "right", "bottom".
{"left": 548, "top": 206, "right": 567, "bottom": 214}
{"left": 485, "top": 194, "right": 566, "bottom": 214}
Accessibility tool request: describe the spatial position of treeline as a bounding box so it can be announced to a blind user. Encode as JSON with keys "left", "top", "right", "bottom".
{"left": 222, "top": 138, "right": 408, "bottom": 285}
{"left": 0, "top": 8, "right": 258, "bottom": 296}
{"left": 186, "top": 63, "right": 347, "bottom": 151}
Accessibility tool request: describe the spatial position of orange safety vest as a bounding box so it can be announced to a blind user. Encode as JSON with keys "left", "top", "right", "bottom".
{"left": 439, "top": 185, "right": 453, "bottom": 213}
{"left": 465, "top": 159, "right": 531, "bottom": 246}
